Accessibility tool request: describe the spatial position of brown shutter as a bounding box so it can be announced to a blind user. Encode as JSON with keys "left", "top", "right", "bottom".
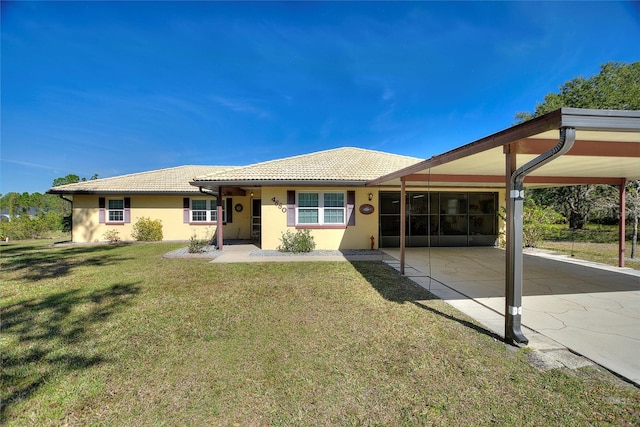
{"left": 347, "top": 191, "right": 356, "bottom": 226}
{"left": 124, "top": 197, "right": 131, "bottom": 223}
{"left": 183, "top": 198, "right": 190, "bottom": 223}
{"left": 98, "top": 197, "right": 106, "bottom": 223}
{"left": 225, "top": 198, "right": 233, "bottom": 223}
{"left": 287, "top": 191, "right": 295, "bottom": 226}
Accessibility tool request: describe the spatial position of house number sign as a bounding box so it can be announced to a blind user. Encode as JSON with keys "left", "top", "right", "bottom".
{"left": 272, "top": 197, "right": 287, "bottom": 213}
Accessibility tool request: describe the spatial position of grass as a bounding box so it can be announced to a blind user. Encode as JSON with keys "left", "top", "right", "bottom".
{"left": 538, "top": 224, "right": 640, "bottom": 270}
{"left": 2, "top": 240, "right": 640, "bottom": 425}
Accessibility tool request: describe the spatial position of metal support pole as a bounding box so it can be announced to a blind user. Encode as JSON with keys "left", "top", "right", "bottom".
{"left": 619, "top": 179, "right": 626, "bottom": 268}
{"left": 217, "top": 187, "right": 224, "bottom": 251}
{"left": 400, "top": 178, "right": 406, "bottom": 275}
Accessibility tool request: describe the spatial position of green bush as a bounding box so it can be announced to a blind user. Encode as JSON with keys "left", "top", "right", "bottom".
{"left": 131, "top": 217, "right": 163, "bottom": 241}
{"left": 497, "top": 202, "right": 564, "bottom": 248}
{"left": 0, "top": 212, "right": 63, "bottom": 240}
{"left": 188, "top": 234, "right": 209, "bottom": 253}
{"left": 278, "top": 229, "right": 316, "bottom": 253}
{"left": 523, "top": 199, "right": 564, "bottom": 247}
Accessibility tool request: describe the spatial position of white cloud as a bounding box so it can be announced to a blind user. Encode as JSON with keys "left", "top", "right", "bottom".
{"left": 210, "top": 96, "right": 272, "bottom": 119}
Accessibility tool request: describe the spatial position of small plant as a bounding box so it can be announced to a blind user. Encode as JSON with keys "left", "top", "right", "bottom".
{"left": 103, "top": 229, "right": 121, "bottom": 243}
{"left": 132, "top": 217, "right": 163, "bottom": 241}
{"left": 497, "top": 201, "right": 565, "bottom": 248}
{"left": 278, "top": 229, "right": 316, "bottom": 253}
{"left": 188, "top": 234, "right": 209, "bottom": 253}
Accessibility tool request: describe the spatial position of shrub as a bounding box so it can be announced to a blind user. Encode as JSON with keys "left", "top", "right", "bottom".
{"left": 188, "top": 234, "right": 209, "bottom": 253}
{"left": 103, "top": 229, "right": 121, "bottom": 243}
{"left": 278, "top": 229, "right": 316, "bottom": 253}
{"left": 131, "top": 217, "right": 163, "bottom": 241}
{"left": 0, "top": 212, "right": 63, "bottom": 240}
{"left": 523, "top": 199, "right": 564, "bottom": 247}
{"left": 497, "top": 201, "right": 564, "bottom": 248}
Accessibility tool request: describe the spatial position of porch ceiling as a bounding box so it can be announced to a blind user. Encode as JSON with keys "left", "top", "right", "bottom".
{"left": 368, "top": 108, "right": 640, "bottom": 189}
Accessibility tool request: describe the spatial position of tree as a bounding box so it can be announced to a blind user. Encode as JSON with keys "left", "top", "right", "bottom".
{"left": 516, "top": 61, "right": 640, "bottom": 121}
{"left": 51, "top": 173, "right": 98, "bottom": 216}
{"left": 516, "top": 61, "right": 640, "bottom": 235}
{"left": 596, "top": 181, "right": 640, "bottom": 259}
{"left": 627, "top": 181, "right": 640, "bottom": 259}
{"left": 52, "top": 174, "right": 81, "bottom": 187}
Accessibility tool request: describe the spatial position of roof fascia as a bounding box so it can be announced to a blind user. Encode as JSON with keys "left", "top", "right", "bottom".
{"left": 366, "top": 108, "right": 640, "bottom": 187}
{"left": 191, "top": 180, "right": 368, "bottom": 187}
{"left": 46, "top": 190, "right": 204, "bottom": 195}
{"left": 559, "top": 107, "right": 640, "bottom": 131}
{"left": 367, "top": 109, "right": 563, "bottom": 186}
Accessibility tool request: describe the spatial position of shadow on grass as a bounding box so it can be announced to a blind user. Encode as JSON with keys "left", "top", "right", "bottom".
{"left": 1, "top": 243, "right": 132, "bottom": 282}
{"left": 351, "top": 260, "right": 503, "bottom": 342}
{"left": 0, "top": 282, "right": 140, "bottom": 421}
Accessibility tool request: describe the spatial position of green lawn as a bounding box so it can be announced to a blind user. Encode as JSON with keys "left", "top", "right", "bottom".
{"left": 2, "top": 240, "right": 639, "bottom": 425}
{"left": 539, "top": 224, "right": 640, "bottom": 270}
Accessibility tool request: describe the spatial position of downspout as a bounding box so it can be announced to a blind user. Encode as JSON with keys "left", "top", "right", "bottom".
{"left": 59, "top": 195, "right": 73, "bottom": 242}
{"left": 505, "top": 127, "right": 576, "bottom": 345}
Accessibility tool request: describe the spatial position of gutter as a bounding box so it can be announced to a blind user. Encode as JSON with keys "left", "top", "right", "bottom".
{"left": 190, "top": 179, "right": 368, "bottom": 188}
{"left": 198, "top": 187, "right": 217, "bottom": 197}
{"left": 505, "top": 127, "right": 576, "bottom": 344}
{"left": 59, "top": 195, "right": 73, "bottom": 205}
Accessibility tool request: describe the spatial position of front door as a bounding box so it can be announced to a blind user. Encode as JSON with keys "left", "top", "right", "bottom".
{"left": 251, "top": 198, "right": 261, "bottom": 245}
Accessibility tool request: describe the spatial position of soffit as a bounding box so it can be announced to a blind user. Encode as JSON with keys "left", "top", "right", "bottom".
{"left": 370, "top": 110, "right": 640, "bottom": 189}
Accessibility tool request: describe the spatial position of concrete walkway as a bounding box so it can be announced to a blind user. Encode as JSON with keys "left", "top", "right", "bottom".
{"left": 382, "top": 247, "right": 640, "bottom": 386}
{"left": 209, "top": 243, "right": 640, "bottom": 385}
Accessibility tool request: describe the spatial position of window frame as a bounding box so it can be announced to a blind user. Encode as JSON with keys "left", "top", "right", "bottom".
{"left": 189, "top": 198, "right": 226, "bottom": 224}
{"left": 107, "top": 198, "right": 125, "bottom": 224}
{"left": 296, "top": 191, "right": 346, "bottom": 226}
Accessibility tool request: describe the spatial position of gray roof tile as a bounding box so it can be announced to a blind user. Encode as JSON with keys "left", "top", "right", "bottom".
{"left": 192, "top": 147, "right": 422, "bottom": 183}
{"left": 48, "top": 165, "right": 237, "bottom": 194}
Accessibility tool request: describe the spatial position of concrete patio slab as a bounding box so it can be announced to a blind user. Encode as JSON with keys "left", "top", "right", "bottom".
{"left": 381, "top": 247, "right": 640, "bottom": 385}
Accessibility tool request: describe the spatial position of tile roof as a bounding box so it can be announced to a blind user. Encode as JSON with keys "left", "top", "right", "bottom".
{"left": 192, "top": 147, "right": 423, "bottom": 184}
{"left": 48, "top": 165, "right": 237, "bottom": 194}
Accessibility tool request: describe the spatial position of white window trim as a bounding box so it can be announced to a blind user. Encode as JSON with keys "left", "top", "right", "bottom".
{"left": 296, "top": 192, "right": 346, "bottom": 225}
{"left": 190, "top": 199, "right": 226, "bottom": 223}
{"left": 107, "top": 198, "right": 125, "bottom": 223}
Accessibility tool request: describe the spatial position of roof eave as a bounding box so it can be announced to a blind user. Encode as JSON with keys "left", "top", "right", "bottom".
{"left": 366, "top": 108, "right": 640, "bottom": 187}
{"left": 191, "top": 179, "right": 368, "bottom": 188}
{"left": 46, "top": 189, "right": 203, "bottom": 195}
{"left": 559, "top": 107, "right": 640, "bottom": 131}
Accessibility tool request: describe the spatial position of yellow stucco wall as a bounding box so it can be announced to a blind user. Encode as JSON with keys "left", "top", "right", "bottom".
{"left": 260, "top": 187, "right": 379, "bottom": 250}
{"left": 70, "top": 187, "right": 506, "bottom": 249}
{"left": 70, "top": 194, "right": 254, "bottom": 243}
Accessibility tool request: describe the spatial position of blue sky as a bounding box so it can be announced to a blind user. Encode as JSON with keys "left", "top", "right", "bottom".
{"left": 2, "top": 1, "right": 639, "bottom": 194}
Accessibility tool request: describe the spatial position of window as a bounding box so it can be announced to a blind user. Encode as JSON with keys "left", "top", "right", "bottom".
{"left": 99, "top": 197, "right": 130, "bottom": 224}
{"left": 297, "top": 192, "right": 345, "bottom": 225}
{"left": 189, "top": 199, "right": 226, "bottom": 223}
{"left": 108, "top": 199, "right": 124, "bottom": 223}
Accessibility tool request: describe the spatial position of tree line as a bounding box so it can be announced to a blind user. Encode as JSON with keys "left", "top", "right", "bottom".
{"left": 0, "top": 174, "right": 97, "bottom": 240}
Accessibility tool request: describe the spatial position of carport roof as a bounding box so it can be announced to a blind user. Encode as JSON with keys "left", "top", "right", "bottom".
{"left": 367, "top": 108, "right": 640, "bottom": 188}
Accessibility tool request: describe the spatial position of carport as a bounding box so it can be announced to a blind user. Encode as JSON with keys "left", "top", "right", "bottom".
{"left": 368, "top": 108, "right": 640, "bottom": 345}
{"left": 381, "top": 247, "right": 640, "bottom": 384}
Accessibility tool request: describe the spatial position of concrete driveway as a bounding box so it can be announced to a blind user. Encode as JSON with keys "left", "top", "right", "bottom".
{"left": 381, "top": 247, "right": 640, "bottom": 385}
